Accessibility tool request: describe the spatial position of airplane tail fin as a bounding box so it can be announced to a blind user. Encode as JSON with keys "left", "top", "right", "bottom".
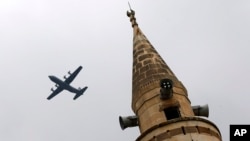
{"left": 73, "top": 86, "right": 88, "bottom": 100}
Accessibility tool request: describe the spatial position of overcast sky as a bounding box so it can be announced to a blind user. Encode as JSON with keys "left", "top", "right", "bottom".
{"left": 1, "top": 0, "right": 250, "bottom": 141}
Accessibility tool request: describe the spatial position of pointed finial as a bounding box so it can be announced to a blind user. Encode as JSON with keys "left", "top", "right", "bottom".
{"left": 127, "top": 2, "right": 135, "bottom": 17}
{"left": 127, "top": 2, "right": 138, "bottom": 27}
{"left": 128, "top": 2, "right": 132, "bottom": 11}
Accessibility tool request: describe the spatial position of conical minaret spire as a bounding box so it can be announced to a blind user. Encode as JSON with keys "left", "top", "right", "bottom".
{"left": 127, "top": 8, "right": 187, "bottom": 114}
{"left": 120, "top": 8, "right": 222, "bottom": 141}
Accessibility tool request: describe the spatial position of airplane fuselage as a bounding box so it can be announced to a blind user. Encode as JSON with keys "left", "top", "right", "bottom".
{"left": 49, "top": 75, "right": 79, "bottom": 94}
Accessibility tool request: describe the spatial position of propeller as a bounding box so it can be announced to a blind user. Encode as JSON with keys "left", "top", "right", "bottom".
{"left": 64, "top": 75, "right": 67, "bottom": 79}
{"left": 55, "top": 84, "right": 59, "bottom": 87}
{"left": 68, "top": 71, "right": 71, "bottom": 75}
{"left": 51, "top": 88, "right": 54, "bottom": 91}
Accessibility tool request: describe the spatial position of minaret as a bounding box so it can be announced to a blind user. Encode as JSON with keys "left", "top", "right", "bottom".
{"left": 119, "top": 8, "right": 222, "bottom": 141}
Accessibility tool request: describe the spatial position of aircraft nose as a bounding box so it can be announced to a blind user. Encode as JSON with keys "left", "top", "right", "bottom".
{"left": 48, "top": 75, "right": 53, "bottom": 79}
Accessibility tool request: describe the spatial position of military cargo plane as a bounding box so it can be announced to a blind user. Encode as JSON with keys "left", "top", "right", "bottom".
{"left": 47, "top": 66, "right": 88, "bottom": 100}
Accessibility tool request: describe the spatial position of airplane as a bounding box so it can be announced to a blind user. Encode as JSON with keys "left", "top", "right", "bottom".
{"left": 47, "top": 66, "right": 88, "bottom": 100}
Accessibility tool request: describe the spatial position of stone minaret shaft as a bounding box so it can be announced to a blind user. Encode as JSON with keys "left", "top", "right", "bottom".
{"left": 125, "top": 9, "right": 222, "bottom": 141}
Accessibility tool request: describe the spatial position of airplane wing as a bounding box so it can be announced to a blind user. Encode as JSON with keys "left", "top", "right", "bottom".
{"left": 47, "top": 87, "right": 64, "bottom": 100}
{"left": 64, "top": 66, "right": 83, "bottom": 84}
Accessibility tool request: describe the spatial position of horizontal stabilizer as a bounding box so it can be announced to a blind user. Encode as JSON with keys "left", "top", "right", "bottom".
{"left": 73, "top": 86, "right": 88, "bottom": 100}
